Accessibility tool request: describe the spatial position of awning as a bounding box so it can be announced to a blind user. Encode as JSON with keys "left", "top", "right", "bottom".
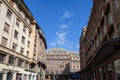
{"left": 83, "top": 38, "right": 120, "bottom": 71}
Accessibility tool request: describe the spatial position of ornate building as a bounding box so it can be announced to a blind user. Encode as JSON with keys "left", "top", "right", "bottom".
{"left": 45, "top": 48, "right": 80, "bottom": 80}
{"left": 0, "top": 0, "right": 47, "bottom": 80}
{"left": 80, "top": 0, "right": 120, "bottom": 80}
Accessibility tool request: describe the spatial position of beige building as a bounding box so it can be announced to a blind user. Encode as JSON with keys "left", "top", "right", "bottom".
{"left": 80, "top": 0, "right": 120, "bottom": 80}
{"left": 0, "top": 0, "right": 47, "bottom": 80}
{"left": 45, "top": 48, "right": 80, "bottom": 80}
{"left": 70, "top": 52, "right": 80, "bottom": 73}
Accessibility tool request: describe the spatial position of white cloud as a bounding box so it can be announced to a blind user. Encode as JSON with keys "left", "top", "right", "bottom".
{"left": 60, "top": 24, "right": 68, "bottom": 29}
{"left": 62, "top": 10, "right": 74, "bottom": 19}
{"left": 56, "top": 32, "right": 68, "bottom": 45}
{"left": 49, "top": 32, "right": 68, "bottom": 47}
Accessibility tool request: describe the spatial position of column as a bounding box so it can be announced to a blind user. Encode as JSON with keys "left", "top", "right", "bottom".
{"left": 12, "top": 72, "right": 16, "bottom": 80}
{"left": 22, "top": 74, "right": 24, "bottom": 80}
{"left": 26, "top": 74, "right": 29, "bottom": 80}
{"left": 2, "top": 73, "right": 7, "bottom": 80}
{"left": 5, "top": 55, "right": 9, "bottom": 64}
{"left": 34, "top": 75, "right": 37, "bottom": 80}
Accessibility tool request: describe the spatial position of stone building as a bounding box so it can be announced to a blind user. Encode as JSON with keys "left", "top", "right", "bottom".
{"left": 0, "top": 0, "right": 47, "bottom": 80}
{"left": 80, "top": 0, "right": 120, "bottom": 80}
{"left": 45, "top": 48, "right": 80, "bottom": 80}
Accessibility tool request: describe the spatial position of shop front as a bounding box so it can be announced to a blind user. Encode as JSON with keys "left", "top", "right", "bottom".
{"left": 81, "top": 38, "right": 120, "bottom": 80}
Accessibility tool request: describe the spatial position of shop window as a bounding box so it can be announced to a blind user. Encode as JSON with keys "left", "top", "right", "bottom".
{"left": 102, "top": 66, "right": 107, "bottom": 80}
{"left": 6, "top": 71, "right": 12, "bottom": 80}
{"left": 114, "top": 59, "right": 120, "bottom": 80}
{"left": 107, "top": 63, "right": 114, "bottom": 80}
{"left": 0, "top": 73, "right": 3, "bottom": 80}
{"left": 16, "top": 73, "right": 22, "bottom": 80}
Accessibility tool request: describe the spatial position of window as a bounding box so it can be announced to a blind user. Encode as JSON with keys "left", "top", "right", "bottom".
{"left": 29, "top": 31, "right": 31, "bottom": 37}
{"left": 18, "top": 59, "right": 23, "bottom": 67}
{"left": 21, "top": 36, "right": 25, "bottom": 44}
{"left": 35, "top": 38, "right": 37, "bottom": 43}
{"left": 34, "top": 45, "right": 36, "bottom": 52}
{"left": 33, "top": 53, "right": 36, "bottom": 59}
{"left": 26, "top": 51, "right": 29, "bottom": 57}
{"left": 4, "top": 22, "right": 10, "bottom": 33}
{"left": 27, "top": 41, "right": 30, "bottom": 48}
{"left": 0, "top": 2, "right": 2, "bottom": 11}
{"left": 9, "top": 0, "right": 14, "bottom": 5}
{"left": 107, "top": 10, "right": 113, "bottom": 24}
{"left": 60, "top": 65, "right": 64, "bottom": 68}
{"left": 25, "top": 62, "right": 28, "bottom": 68}
{"left": 14, "top": 30, "right": 18, "bottom": 39}
{"left": 97, "top": 34, "right": 100, "bottom": 47}
{"left": 6, "top": 9, "right": 12, "bottom": 19}
{"left": 1, "top": 37, "right": 8, "bottom": 46}
{"left": 23, "top": 26, "right": 26, "bottom": 33}
{"left": 12, "top": 43, "right": 17, "bottom": 51}
{"left": 105, "top": 0, "right": 109, "bottom": 4}
{"left": 9, "top": 56, "right": 14, "bottom": 65}
{"left": 0, "top": 53, "right": 6, "bottom": 63}
{"left": 119, "top": 23, "right": 120, "bottom": 30}
{"left": 110, "top": 31, "right": 115, "bottom": 39}
{"left": 20, "top": 47, "right": 24, "bottom": 54}
{"left": 102, "top": 22, "right": 106, "bottom": 34}
{"left": 114, "top": 0, "right": 119, "bottom": 12}
{"left": 16, "top": 18, "right": 20, "bottom": 26}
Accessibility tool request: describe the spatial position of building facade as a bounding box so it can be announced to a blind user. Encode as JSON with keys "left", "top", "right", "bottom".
{"left": 0, "top": 0, "right": 47, "bottom": 80}
{"left": 45, "top": 48, "right": 80, "bottom": 80}
{"left": 80, "top": 0, "right": 120, "bottom": 80}
{"left": 70, "top": 52, "right": 80, "bottom": 73}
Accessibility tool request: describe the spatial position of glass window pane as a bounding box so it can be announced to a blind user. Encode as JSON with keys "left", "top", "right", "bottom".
{"left": 114, "top": 59, "right": 120, "bottom": 80}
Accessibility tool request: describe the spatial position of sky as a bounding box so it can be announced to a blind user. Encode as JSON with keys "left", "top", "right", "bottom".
{"left": 24, "top": 0, "right": 93, "bottom": 51}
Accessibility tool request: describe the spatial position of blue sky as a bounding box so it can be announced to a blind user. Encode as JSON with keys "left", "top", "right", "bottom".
{"left": 24, "top": 0, "right": 93, "bottom": 51}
